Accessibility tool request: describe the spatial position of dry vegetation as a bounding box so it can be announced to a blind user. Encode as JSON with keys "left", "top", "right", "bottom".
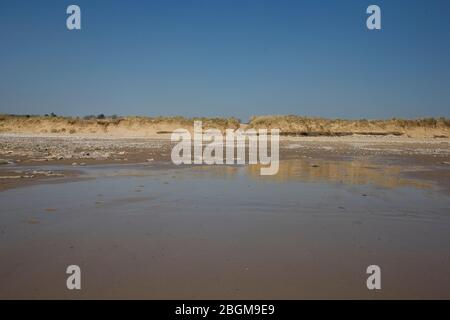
{"left": 0, "top": 114, "right": 240, "bottom": 137}
{"left": 1, "top": 114, "right": 449, "bottom": 138}
{"left": 248, "top": 115, "right": 450, "bottom": 138}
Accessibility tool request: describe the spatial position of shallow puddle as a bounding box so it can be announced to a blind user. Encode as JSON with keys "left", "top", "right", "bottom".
{"left": 0, "top": 160, "right": 449, "bottom": 298}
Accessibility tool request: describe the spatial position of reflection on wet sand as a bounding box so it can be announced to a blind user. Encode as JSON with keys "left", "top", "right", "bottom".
{"left": 0, "top": 159, "right": 449, "bottom": 299}
{"left": 190, "top": 158, "right": 433, "bottom": 191}
{"left": 246, "top": 159, "right": 432, "bottom": 190}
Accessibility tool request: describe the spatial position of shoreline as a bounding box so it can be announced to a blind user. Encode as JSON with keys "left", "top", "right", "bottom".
{"left": 1, "top": 133, "right": 449, "bottom": 194}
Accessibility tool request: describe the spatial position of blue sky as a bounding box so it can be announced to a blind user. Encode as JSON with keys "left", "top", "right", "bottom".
{"left": 0, "top": 0, "right": 449, "bottom": 121}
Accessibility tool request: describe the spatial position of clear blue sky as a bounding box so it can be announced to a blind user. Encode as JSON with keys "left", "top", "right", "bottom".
{"left": 0, "top": 0, "right": 449, "bottom": 121}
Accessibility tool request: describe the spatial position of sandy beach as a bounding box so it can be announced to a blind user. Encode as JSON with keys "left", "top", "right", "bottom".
{"left": 1, "top": 133, "right": 449, "bottom": 191}
{"left": 1, "top": 133, "right": 449, "bottom": 299}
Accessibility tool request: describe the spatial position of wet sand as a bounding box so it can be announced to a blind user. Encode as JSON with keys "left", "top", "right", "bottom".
{"left": 0, "top": 134, "right": 450, "bottom": 299}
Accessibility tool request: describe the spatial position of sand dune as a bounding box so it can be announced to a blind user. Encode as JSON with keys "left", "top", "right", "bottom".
{"left": 248, "top": 115, "right": 450, "bottom": 138}
{"left": 0, "top": 115, "right": 240, "bottom": 137}
{"left": 0, "top": 114, "right": 449, "bottom": 138}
